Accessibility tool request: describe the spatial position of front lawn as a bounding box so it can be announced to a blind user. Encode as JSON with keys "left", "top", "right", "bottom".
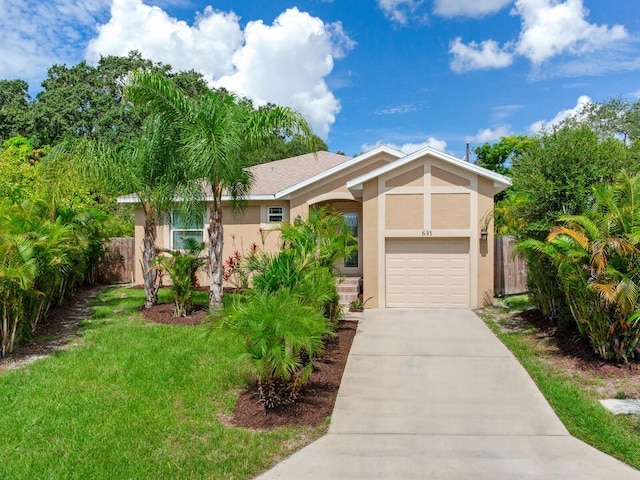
{"left": 0, "top": 287, "right": 326, "bottom": 479}
{"left": 478, "top": 297, "right": 640, "bottom": 471}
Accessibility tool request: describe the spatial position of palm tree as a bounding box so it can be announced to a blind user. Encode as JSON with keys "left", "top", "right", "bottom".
{"left": 50, "top": 114, "right": 186, "bottom": 308}
{"left": 125, "top": 71, "right": 314, "bottom": 311}
{"left": 0, "top": 229, "right": 37, "bottom": 357}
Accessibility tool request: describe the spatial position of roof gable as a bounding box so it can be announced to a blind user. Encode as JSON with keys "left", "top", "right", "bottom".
{"left": 346, "top": 146, "right": 511, "bottom": 194}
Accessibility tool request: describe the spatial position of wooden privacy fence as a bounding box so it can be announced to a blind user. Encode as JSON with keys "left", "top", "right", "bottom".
{"left": 97, "top": 237, "right": 135, "bottom": 285}
{"left": 494, "top": 236, "right": 527, "bottom": 296}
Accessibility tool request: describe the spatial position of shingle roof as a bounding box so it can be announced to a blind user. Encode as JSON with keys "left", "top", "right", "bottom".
{"left": 247, "top": 151, "right": 351, "bottom": 196}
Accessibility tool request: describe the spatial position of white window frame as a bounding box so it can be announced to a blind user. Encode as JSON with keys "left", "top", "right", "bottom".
{"left": 267, "top": 206, "right": 284, "bottom": 223}
{"left": 170, "top": 209, "right": 204, "bottom": 250}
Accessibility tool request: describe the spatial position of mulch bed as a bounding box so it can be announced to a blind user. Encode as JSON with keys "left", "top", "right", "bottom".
{"left": 519, "top": 308, "right": 640, "bottom": 373}
{"left": 140, "top": 303, "right": 209, "bottom": 325}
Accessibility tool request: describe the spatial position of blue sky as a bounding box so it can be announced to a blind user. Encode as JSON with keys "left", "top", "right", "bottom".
{"left": 1, "top": 1, "right": 639, "bottom": 158}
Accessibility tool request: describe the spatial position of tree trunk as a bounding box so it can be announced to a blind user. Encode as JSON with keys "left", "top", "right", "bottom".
{"left": 142, "top": 209, "right": 159, "bottom": 309}
{"left": 208, "top": 203, "right": 224, "bottom": 312}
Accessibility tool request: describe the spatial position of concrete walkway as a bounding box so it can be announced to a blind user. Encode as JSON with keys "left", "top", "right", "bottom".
{"left": 256, "top": 309, "right": 640, "bottom": 479}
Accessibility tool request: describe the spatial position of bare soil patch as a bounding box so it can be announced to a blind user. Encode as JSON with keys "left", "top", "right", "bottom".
{"left": 230, "top": 320, "right": 357, "bottom": 429}
{"left": 0, "top": 286, "right": 102, "bottom": 371}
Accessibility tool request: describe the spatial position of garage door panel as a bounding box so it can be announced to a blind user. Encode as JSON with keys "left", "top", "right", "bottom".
{"left": 385, "top": 238, "right": 470, "bottom": 308}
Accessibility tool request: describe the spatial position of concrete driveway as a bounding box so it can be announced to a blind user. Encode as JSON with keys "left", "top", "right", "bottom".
{"left": 256, "top": 309, "right": 640, "bottom": 479}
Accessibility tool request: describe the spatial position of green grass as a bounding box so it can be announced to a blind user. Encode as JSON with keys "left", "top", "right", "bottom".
{"left": 480, "top": 306, "right": 640, "bottom": 470}
{"left": 0, "top": 287, "right": 326, "bottom": 479}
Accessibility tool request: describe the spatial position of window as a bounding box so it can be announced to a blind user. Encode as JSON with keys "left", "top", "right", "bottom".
{"left": 343, "top": 212, "right": 358, "bottom": 268}
{"left": 267, "top": 206, "right": 284, "bottom": 223}
{"left": 171, "top": 210, "right": 204, "bottom": 250}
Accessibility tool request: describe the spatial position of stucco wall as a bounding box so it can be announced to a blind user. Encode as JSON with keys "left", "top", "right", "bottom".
{"left": 477, "top": 177, "right": 495, "bottom": 306}
{"left": 431, "top": 193, "right": 470, "bottom": 229}
{"left": 385, "top": 194, "right": 424, "bottom": 230}
{"left": 362, "top": 179, "right": 379, "bottom": 308}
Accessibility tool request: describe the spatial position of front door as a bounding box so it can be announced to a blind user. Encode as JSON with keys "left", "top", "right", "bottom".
{"left": 339, "top": 211, "right": 362, "bottom": 276}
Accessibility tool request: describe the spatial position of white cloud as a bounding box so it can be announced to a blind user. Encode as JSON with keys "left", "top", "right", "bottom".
{"left": 449, "top": 0, "right": 628, "bottom": 73}
{"left": 450, "top": 37, "right": 514, "bottom": 72}
{"left": 85, "top": 2, "right": 353, "bottom": 139}
{"left": 87, "top": 1, "right": 243, "bottom": 79}
{"left": 362, "top": 137, "right": 448, "bottom": 154}
{"left": 214, "top": 8, "right": 354, "bottom": 139}
{"left": 434, "top": 0, "right": 512, "bottom": 18}
{"left": 0, "top": 1, "right": 352, "bottom": 139}
{"left": 0, "top": 0, "right": 110, "bottom": 86}
{"left": 528, "top": 94, "right": 591, "bottom": 133}
{"left": 377, "top": 0, "right": 427, "bottom": 24}
{"left": 514, "top": 0, "right": 627, "bottom": 65}
{"left": 466, "top": 125, "right": 513, "bottom": 143}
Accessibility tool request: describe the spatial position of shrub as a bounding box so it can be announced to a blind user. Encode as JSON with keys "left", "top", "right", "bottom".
{"left": 518, "top": 172, "right": 640, "bottom": 362}
{"left": 154, "top": 238, "right": 206, "bottom": 317}
{"left": 223, "top": 289, "right": 334, "bottom": 409}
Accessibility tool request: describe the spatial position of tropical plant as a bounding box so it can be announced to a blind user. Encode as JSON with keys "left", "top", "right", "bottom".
{"left": 223, "top": 289, "right": 333, "bottom": 409}
{"left": 276, "top": 206, "right": 357, "bottom": 322}
{"left": 0, "top": 233, "right": 37, "bottom": 357}
{"left": 517, "top": 172, "right": 640, "bottom": 362}
{"left": 125, "top": 70, "right": 314, "bottom": 311}
{"left": 154, "top": 238, "right": 206, "bottom": 317}
{"left": 0, "top": 199, "right": 105, "bottom": 356}
{"left": 349, "top": 296, "right": 372, "bottom": 312}
{"left": 49, "top": 113, "right": 187, "bottom": 308}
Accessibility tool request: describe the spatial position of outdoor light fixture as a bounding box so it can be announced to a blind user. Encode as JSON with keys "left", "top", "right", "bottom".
{"left": 480, "top": 231, "right": 488, "bottom": 241}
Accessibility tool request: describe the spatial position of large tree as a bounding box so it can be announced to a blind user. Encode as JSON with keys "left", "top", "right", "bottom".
{"left": 0, "top": 80, "right": 31, "bottom": 141}
{"left": 473, "top": 135, "right": 531, "bottom": 176}
{"left": 125, "top": 71, "right": 314, "bottom": 311}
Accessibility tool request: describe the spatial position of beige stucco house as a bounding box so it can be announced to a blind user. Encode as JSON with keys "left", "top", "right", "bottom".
{"left": 120, "top": 145, "right": 511, "bottom": 309}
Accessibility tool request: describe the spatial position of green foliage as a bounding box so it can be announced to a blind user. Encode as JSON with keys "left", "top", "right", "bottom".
{"left": 0, "top": 79, "right": 31, "bottom": 141}
{"left": 506, "top": 124, "right": 636, "bottom": 328}
{"left": 0, "top": 201, "right": 106, "bottom": 356}
{"left": 474, "top": 135, "right": 532, "bottom": 176}
{"left": 242, "top": 132, "right": 329, "bottom": 166}
{"left": 517, "top": 172, "right": 640, "bottom": 362}
{"left": 511, "top": 123, "right": 634, "bottom": 240}
{"left": 154, "top": 239, "right": 206, "bottom": 317}
{"left": 349, "top": 296, "right": 372, "bottom": 312}
{"left": 579, "top": 96, "right": 640, "bottom": 142}
{"left": 125, "top": 70, "right": 314, "bottom": 310}
{"left": 223, "top": 289, "right": 333, "bottom": 409}
{"left": 0, "top": 136, "right": 46, "bottom": 203}
{"left": 49, "top": 112, "right": 188, "bottom": 308}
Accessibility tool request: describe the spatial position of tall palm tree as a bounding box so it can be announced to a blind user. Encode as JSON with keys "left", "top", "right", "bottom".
{"left": 50, "top": 114, "right": 186, "bottom": 308}
{"left": 125, "top": 71, "right": 314, "bottom": 311}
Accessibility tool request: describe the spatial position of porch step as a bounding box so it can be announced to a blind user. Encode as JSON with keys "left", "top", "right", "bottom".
{"left": 336, "top": 277, "right": 362, "bottom": 309}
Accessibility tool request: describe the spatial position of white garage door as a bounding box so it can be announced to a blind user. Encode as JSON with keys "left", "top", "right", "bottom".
{"left": 386, "top": 238, "right": 470, "bottom": 308}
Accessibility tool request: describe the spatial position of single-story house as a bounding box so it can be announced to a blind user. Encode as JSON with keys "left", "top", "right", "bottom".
{"left": 119, "top": 145, "right": 511, "bottom": 309}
